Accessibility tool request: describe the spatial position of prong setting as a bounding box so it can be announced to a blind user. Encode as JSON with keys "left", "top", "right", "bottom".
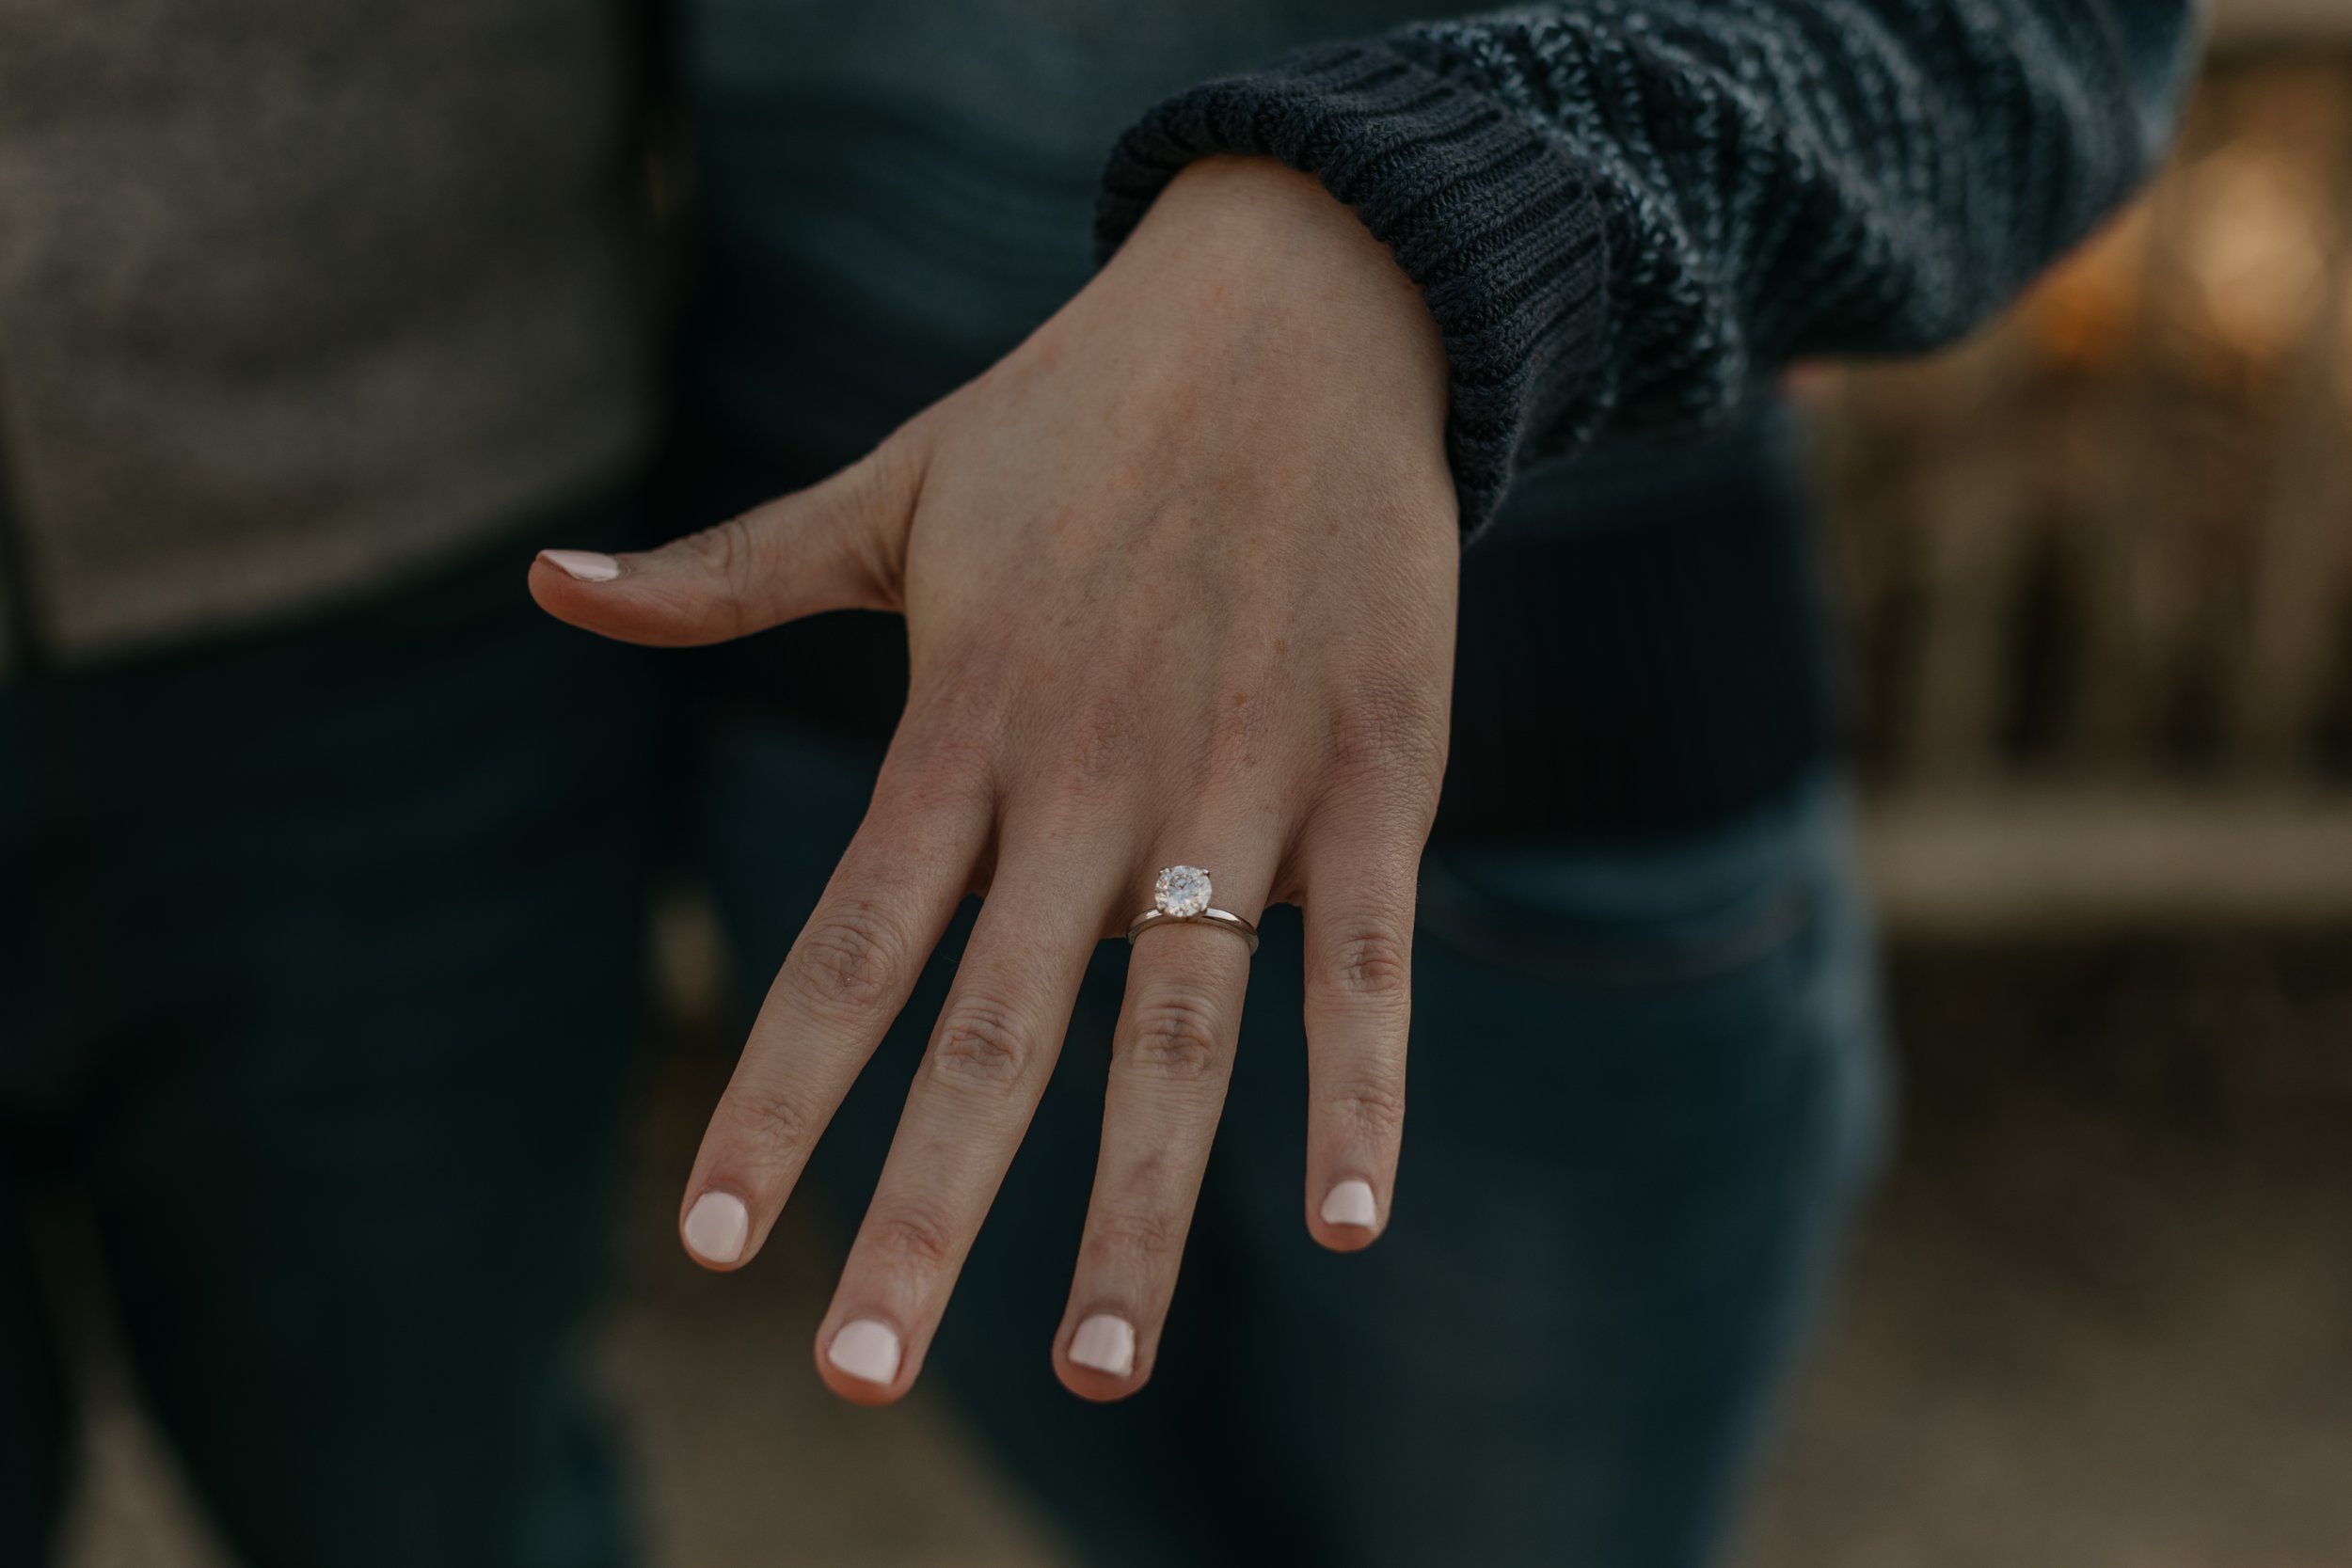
{"left": 1153, "top": 865, "right": 1213, "bottom": 919}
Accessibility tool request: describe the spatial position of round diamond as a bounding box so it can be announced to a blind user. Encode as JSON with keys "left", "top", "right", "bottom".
{"left": 1154, "top": 865, "right": 1212, "bottom": 919}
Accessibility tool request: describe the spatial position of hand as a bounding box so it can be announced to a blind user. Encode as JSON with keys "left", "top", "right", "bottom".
{"left": 532, "top": 156, "right": 1458, "bottom": 1403}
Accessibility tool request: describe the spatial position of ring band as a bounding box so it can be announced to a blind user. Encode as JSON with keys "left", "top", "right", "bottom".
{"left": 1127, "top": 906, "right": 1261, "bottom": 955}
{"left": 1127, "top": 865, "right": 1260, "bottom": 956}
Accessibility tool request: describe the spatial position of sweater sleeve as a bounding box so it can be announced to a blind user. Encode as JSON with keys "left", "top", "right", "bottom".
{"left": 1095, "top": 0, "right": 2202, "bottom": 540}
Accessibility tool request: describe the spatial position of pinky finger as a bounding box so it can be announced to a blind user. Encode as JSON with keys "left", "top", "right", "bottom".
{"left": 1298, "top": 847, "right": 1417, "bottom": 1251}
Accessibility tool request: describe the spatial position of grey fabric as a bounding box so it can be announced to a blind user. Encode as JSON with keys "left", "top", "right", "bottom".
{"left": 0, "top": 0, "right": 657, "bottom": 668}
{"left": 2, "top": 0, "right": 2200, "bottom": 669}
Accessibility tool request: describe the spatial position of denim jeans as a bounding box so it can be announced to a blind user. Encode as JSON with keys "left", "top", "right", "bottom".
{"left": 700, "top": 714, "right": 1892, "bottom": 1568}
{"left": 0, "top": 499, "right": 657, "bottom": 1568}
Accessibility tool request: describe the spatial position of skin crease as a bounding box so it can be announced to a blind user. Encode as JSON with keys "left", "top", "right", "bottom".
{"left": 531, "top": 155, "right": 1459, "bottom": 1406}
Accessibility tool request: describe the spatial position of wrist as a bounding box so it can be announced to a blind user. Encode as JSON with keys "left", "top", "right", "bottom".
{"left": 1128, "top": 157, "right": 1438, "bottom": 331}
{"left": 1102, "top": 155, "right": 1451, "bottom": 484}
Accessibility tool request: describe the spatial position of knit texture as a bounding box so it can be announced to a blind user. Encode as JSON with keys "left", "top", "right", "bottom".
{"left": 1098, "top": 0, "right": 2200, "bottom": 539}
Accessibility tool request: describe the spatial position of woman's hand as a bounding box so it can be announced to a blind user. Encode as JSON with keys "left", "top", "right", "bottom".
{"left": 532, "top": 156, "right": 1458, "bottom": 1403}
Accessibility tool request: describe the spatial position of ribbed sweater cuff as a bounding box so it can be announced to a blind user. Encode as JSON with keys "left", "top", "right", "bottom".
{"left": 1096, "top": 41, "right": 1612, "bottom": 540}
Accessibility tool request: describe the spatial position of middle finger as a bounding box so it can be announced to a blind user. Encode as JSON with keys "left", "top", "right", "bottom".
{"left": 813, "top": 812, "right": 1115, "bottom": 1403}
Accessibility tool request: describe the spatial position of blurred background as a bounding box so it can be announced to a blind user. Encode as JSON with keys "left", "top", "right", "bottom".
{"left": 52, "top": 9, "right": 2352, "bottom": 1566}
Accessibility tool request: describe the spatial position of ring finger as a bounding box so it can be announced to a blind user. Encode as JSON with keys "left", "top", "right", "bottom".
{"left": 1054, "top": 843, "right": 1273, "bottom": 1399}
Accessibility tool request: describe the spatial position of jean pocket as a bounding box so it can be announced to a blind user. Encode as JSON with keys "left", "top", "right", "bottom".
{"left": 1415, "top": 784, "right": 1839, "bottom": 990}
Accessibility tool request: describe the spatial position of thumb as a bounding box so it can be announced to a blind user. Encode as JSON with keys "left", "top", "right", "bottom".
{"left": 529, "top": 440, "right": 917, "bottom": 647}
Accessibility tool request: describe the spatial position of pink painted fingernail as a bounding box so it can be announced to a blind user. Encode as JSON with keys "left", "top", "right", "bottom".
{"left": 827, "top": 1320, "right": 901, "bottom": 1386}
{"left": 1321, "top": 1180, "right": 1378, "bottom": 1228}
{"left": 540, "top": 548, "right": 621, "bottom": 582}
{"left": 1069, "top": 1314, "right": 1136, "bottom": 1378}
{"left": 682, "top": 1191, "right": 749, "bottom": 1264}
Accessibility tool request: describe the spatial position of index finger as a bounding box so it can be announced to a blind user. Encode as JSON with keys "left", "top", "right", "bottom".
{"left": 676, "top": 740, "right": 991, "bottom": 1271}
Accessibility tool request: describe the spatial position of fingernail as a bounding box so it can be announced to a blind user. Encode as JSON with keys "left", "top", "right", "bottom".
{"left": 1069, "top": 1313, "right": 1136, "bottom": 1378}
{"left": 827, "top": 1319, "right": 902, "bottom": 1386}
{"left": 682, "top": 1192, "right": 749, "bottom": 1264}
{"left": 1321, "top": 1179, "right": 1378, "bottom": 1229}
{"left": 540, "top": 548, "right": 621, "bottom": 582}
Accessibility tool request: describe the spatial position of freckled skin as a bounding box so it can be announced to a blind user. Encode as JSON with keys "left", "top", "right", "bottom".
{"left": 532, "top": 155, "right": 1454, "bottom": 1404}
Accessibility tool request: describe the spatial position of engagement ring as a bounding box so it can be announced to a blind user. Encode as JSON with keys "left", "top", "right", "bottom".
{"left": 1125, "top": 865, "right": 1260, "bottom": 955}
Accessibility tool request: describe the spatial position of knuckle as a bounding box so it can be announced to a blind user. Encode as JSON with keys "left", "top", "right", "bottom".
{"left": 1084, "top": 1203, "right": 1186, "bottom": 1272}
{"left": 786, "top": 903, "right": 904, "bottom": 1017}
{"left": 863, "top": 1203, "right": 959, "bottom": 1274}
{"left": 1315, "top": 923, "right": 1414, "bottom": 1007}
{"left": 1321, "top": 1077, "right": 1407, "bottom": 1145}
{"left": 870, "top": 754, "right": 992, "bottom": 842}
{"left": 680, "top": 516, "right": 764, "bottom": 639}
{"left": 1119, "top": 991, "right": 1228, "bottom": 1083}
{"left": 683, "top": 513, "right": 750, "bottom": 578}
{"left": 1020, "top": 777, "right": 1118, "bottom": 848}
{"left": 1326, "top": 674, "right": 1449, "bottom": 786}
{"left": 714, "top": 1075, "right": 816, "bottom": 1161}
{"left": 929, "top": 999, "right": 1031, "bottom": 1088}
{"left": 893, "top": 696, "right": 1004, "bottom": 802}
{"left": 1059, "top": 689, "right": 1145, "bottom": 790}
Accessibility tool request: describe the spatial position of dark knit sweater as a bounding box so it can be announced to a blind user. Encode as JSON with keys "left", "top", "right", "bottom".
{"left": 683, "top": 0, "right": 2198, "bottom": 842}
{"left": 1097, "top": 0, "right": 2199, "bottom": 542}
